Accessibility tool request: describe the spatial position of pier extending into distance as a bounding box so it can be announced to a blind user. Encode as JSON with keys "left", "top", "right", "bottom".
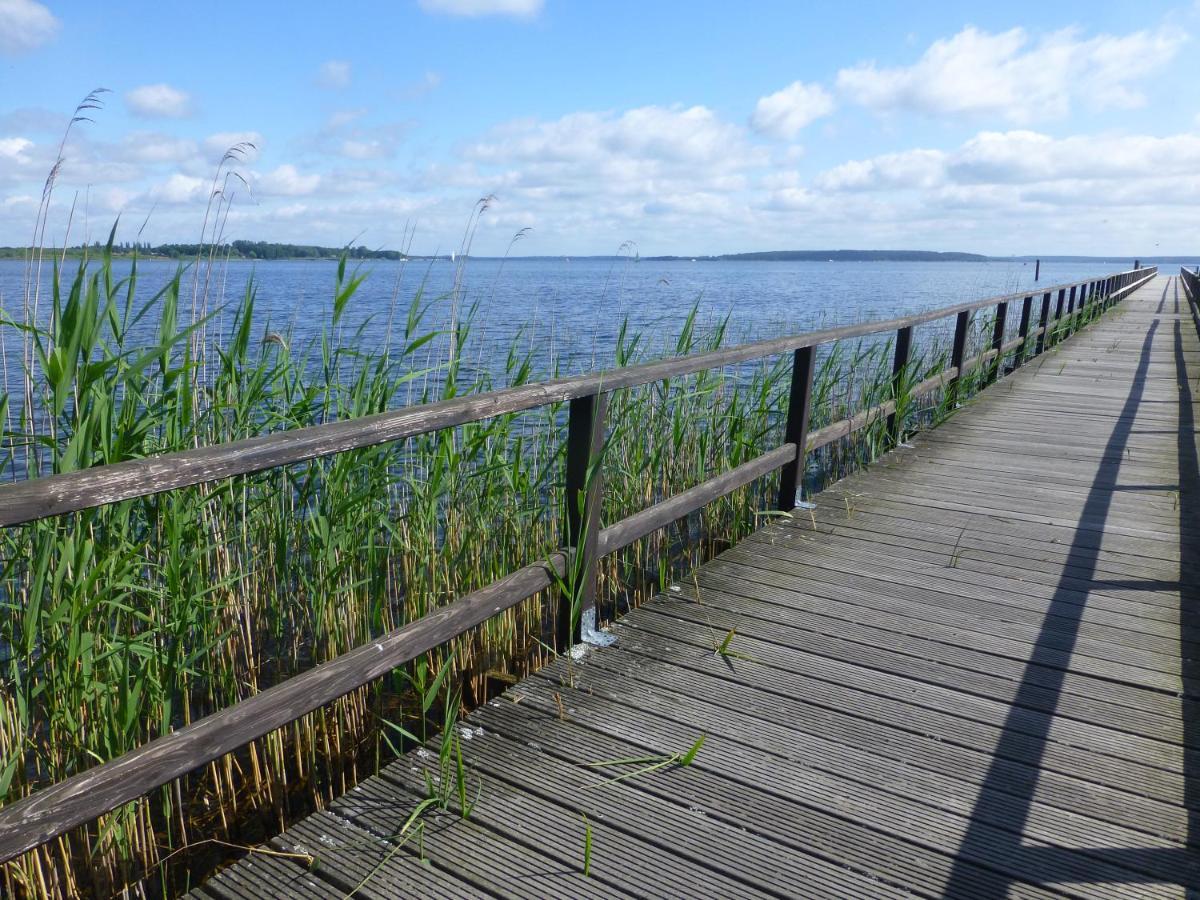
{"left": 2, "top": 265, "right": 1198, "bottom": 897}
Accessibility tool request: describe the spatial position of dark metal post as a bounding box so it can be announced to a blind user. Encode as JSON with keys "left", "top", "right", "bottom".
{"left": 1034, "top": 259, "right": 1040, "bottom": 281}
{"left": 777, "top": 345, "right": 815, "bottom": 511}
{"left": 560, "top": 391, "right": 608, "bottom": 650}
{"left": 887, "top": 326, "right": 913, "bottom": 445}
{"left": 1050, "top": 288, "right": 1065, "bottom": 346}
{"left": 987, "top": 301, "right": 1007, "bottom": 384}
{"left": 1066, "top": 285, "right": 1077, "bottom": 334}
{"left": 948, "top": 310, "right": 971, "bottom": 405}
{"left": 1014, "top": 296, "right": 1033, "bottom": 368}
{"left": 1036, "top": 291, "right": 1052, "bottom": 355}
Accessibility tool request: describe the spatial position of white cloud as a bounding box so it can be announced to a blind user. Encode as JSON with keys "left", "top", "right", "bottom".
{"left": 751, "top": 81, "right": 834, "bottom": 139}
{"left": 126, "top": 84, "right": 193, "bottom": 119}
{"left": 949, "top": 130, "right": 1200, "bottom": 184}
{"left": 122, "top": 133, "right": 199, "bottom": 164}
{"left": 468, "top": 105, "right": 758, "bottom": 173}
{"left": 257, "top": 164, "right": 321, "bottom": 197}
{"left": 150, "top": 173, "right": 208, "bottom": 204}
{"left": 0, "top": 136, "right": 35, "bottom": 161}
{"left": 310, "top": 111, "right": 407, "bottom": 159}
{"left": 418, "top": 0, "right": 541, "bottom": 17}
{"left": 203, "top": 131, "right": 263, "bottom": 162}
{"left": 815, "top": 149, "right": 947, "bottom": 191}
{"left": 0, "top": 0, "right": 59, "bottom": 55}
{"left": 317, "top": 60, "right": 351, "bottom": 89}
{"left": 338, "top": 140, "right": 387, "bottom": 159}
{"left": 812, "top": 129, "right": 1200, "bottom": 212}
{"left": 837, "top": 25, "right": 1186, "bottom": 122}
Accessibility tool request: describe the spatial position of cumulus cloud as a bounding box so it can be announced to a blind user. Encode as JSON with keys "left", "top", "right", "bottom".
{"left": 751, "top": 81, "right": 834, "bottom": 139}
{"left": 418, "top": 0, "right": 541, "bottom": 16}
{"left": 126, "top": 84, "right": 193, "bottom": 119}
{"left": 256, "top": 164, "right": 321, "bottom": 196}
{"left": 837, "top": 25, "right": 1186, "bottom": 122}
{"left": 815, "top": 149, "right": 947, "bottom": 191}
{"left": 468, "top": 105, "right": 758, "bottom": 173}
{"left": 121, "top": 132, "right": 199, "bottom": 164}
{"left": 0, "top": 0, "right": 59, "bottom": 55}
{"left": 150, "top": 173, "right": 208, "bottom": 204}
{"left": 317, "top": 60, "right": 351, "bottom": 89}
{"left": 311, "top": 110, "right": 407, "bottom": 159}
{"left": 203, "top": 131, "right": 263, "bottom": 162}
{"left": 813, "top": 130, "right": 1200, "bottom": 207}
{"left": 0, "top": 136, "right": 35, "bottom": 162}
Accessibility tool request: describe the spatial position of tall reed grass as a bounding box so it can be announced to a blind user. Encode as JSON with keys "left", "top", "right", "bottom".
{"left": 0, "top": 237, "right": 985, "bottom": 896}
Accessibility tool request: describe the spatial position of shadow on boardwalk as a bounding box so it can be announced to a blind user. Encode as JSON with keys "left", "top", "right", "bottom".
{"left": 943, "top": 279, "right": 1199, "bottom": 897}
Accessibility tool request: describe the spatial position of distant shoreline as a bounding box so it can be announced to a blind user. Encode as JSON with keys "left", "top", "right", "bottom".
{"left": 0, "top": 246, "right": 1191, "bottom": 264}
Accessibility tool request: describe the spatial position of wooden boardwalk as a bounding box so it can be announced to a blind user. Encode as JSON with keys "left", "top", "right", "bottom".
{"left": 194, "top": 274, "right": 1199, "bottom": 899}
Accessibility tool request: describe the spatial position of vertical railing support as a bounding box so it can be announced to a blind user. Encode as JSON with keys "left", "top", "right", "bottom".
{"left": 777, "top": 345, "right": 816, "bottom": 511}
{"left": 560, "top": 390, "right": 609, "bottom": 650}
{"left": 1036, "top": 291, "right": 1052, "bottom": 355}
{"left": 1066, "top": 285, "right": 1077, "bottom": 335}
{"left": 1014, "top": 296, "right": 1033, "bottom": 368}
{"left": 887, "top": 326, "right": 913, "bottom": 446}
{"left": 1050, "top": 289, "right": 1066, "bottom": 347}
{"left": 948, "top": 310, "right": 971, "bottom": 403}
{"left": 987, "top": 301, "right": 1007, "bottom": 385}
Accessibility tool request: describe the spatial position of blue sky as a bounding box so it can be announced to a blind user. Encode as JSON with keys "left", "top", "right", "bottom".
{"left": 1, "top": 0, "right": 1197, "bottom": 254}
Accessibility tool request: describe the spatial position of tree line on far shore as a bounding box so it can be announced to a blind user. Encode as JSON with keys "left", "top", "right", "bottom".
{"left": 0, "top": 240, "right": 408, "bottom": 260}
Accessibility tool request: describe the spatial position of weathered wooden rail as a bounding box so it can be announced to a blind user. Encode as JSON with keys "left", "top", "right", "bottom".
{"left": 0, "top": 264, "right": 1159, "bottom": 869}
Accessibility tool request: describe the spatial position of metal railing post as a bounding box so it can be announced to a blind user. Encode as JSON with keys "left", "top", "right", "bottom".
{"left": 948, "top": 310, "right": 971, "bottom": 402}
{"left": 778, "top": 345, "right": 815, "bottom": 511}
{"left": 1014, "top": 296, "right": 1033, "bottom": 368}
{"left": 1048, "top": 289, "right": 1064, "bottom": 347}
{"left": 560, "top": 390, "right": 608, "bottom": 649}
{"left": 987, "top": 302, "right": 1007, "bottom": 384}
{"left": 887, "top": 326, "right": 913, "bottom": 445}
{"left": 1036, "top": 291, "right": 1052, "bottom": 355}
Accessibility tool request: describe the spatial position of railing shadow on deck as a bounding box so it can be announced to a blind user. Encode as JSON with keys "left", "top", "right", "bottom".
{"left": 942, "top": 274, "right": 1200, "bottom": 897}
{"left": 1178, "top": 266, "right": 1200, "bottom": 855}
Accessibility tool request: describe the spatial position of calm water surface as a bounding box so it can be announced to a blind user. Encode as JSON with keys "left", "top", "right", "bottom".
{"left": 0, "top": 256, "right": 1138, "bottom": 384}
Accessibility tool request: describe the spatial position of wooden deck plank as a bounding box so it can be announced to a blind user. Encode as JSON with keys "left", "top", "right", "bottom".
{"left": 196, "top": 273, "right": 1199, "bottom": 897}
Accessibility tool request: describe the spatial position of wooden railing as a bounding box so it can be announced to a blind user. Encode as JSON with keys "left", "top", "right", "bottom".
{"left": 1182, "top": 266, "right": 1200, "bottom": 310}
{"left": 0, "top": 263, "right": 1157, "bottom": 862}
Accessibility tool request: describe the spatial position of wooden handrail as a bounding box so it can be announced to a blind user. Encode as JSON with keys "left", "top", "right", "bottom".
{"left": 1182, "top": 266, "right": 1199, "bottom": 305}
{"left": 0, "top": 267, "right": 1153, "bottom": 529}
{"left": 0, "top": 264, "right": 1157, "bottom": 863}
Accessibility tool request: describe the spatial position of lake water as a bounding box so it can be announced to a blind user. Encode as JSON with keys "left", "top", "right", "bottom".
{"left": 0, "top": 256, "right": 1144, "bottom": 387}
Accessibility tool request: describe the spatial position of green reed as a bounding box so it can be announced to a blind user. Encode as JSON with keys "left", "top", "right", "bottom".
{"left": 0, "top": 234, "right": 1000, "bottom": 898}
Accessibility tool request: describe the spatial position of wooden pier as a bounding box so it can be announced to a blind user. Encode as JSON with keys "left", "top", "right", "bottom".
{"left": 2, "top": 266, "right": 1196, "bottom": 897}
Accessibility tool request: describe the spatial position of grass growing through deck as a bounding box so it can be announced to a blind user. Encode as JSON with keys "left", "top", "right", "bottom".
{"left": 0, "top": 225, "right": 1014, "bottom": 897}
